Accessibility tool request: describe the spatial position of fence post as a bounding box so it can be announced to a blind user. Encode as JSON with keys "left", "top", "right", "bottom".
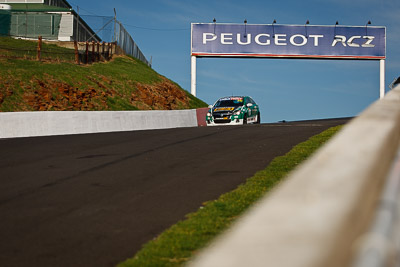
{"left": 91, "top": 41, "right": 95, "bottom": 63}
{"left": 74, "top": 41, "right": 79, "bottom": 64}
{"left": 97, "top": 42, "right": 100, "bottom": 62}
{"left": 37, "top": 36, "right": 42, "bottom": 61}
{"left": 85, "top": 41, "right": 89, "bottom": 64}
{"left": 102, "top": 42, "right": 105, "bottom": 61}
{"left": 110, "top": 42, "right": 114, "bottom": 58}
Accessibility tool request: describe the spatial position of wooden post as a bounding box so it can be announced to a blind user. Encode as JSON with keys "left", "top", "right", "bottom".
{"left": 110, "top": 42, "right": 114, "bottom": 58}
{"left": 102, "top": 42, "right": 105, "bottom": 61}
{"left": 85, "top": 41, "right": 89, "bottom": 64}
{"left": 91, "top": 41, "right": 95, "bottom": 63}
{"left": 37, "top": 36, "right": 42, "bottom": 61}
{"left": 97, "top": 42, "right": 100, "bottom": 62}
{"left": 74, "top": 41, "right": 79, "bottom": 64}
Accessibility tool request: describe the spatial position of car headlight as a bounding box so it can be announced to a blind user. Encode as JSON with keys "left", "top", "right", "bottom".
{"left": 207, "top": 112, "right": 211, "bottom": 117}
{"left": 233, "top": 109, "right": 241, "bottom": 115}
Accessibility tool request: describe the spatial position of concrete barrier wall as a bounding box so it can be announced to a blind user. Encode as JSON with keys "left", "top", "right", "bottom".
{"left": 0, "top": 110, "right": 198, "bottom": 138}
{"left": 189, "top": 85, "right": 400, "bottom": 267}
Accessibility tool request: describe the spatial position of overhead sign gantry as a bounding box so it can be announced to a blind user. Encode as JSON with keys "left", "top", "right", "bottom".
{"left": 190, "top": 23, "right": 386, "bottom": 98}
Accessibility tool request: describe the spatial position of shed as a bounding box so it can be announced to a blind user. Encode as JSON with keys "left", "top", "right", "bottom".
{"left": 0, "top": 1, "right": 100, "bottom": 41}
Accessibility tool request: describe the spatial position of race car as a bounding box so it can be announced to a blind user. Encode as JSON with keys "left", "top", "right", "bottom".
{"left": 206, "top": 96, "right": 260, "bottom": 126}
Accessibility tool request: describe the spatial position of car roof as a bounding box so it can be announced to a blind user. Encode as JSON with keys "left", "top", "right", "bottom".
{"left": 217, "top": 96, "right": 256, "bottom": 101}
{"left": 218, "top": 96, "right": 246, "bottom": 100}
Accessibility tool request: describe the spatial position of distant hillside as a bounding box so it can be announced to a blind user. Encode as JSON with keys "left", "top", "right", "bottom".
{"left": 0, "top": 37, "right": 207, "bottom": 112}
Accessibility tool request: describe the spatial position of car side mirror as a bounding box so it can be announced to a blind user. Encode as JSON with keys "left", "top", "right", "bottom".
{"left": 246, "top": 103, "right": 253, "bottom": 107}
{"left": 208, "top": 105, "right": 213, "bottom": 109}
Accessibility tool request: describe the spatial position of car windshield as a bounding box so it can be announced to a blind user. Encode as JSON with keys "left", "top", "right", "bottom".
{"left": 214, "top": 98, "right": 244, "bottom": 108}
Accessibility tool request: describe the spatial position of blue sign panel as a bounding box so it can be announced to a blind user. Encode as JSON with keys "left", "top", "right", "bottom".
{"left": 191, "top": 23, "right": 386, "bottom": 59}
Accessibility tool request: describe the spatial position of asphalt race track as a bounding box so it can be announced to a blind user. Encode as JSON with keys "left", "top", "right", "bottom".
{"left": 0, "top": 118, "right": 349, "bottom": 267}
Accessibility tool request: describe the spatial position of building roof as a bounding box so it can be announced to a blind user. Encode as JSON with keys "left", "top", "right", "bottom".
{"left": 7, "top": 3, "right": 71, "bottom": 12}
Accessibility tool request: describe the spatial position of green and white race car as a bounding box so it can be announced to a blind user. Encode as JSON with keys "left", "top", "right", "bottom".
{"left": 206, "top": 96, "right": 260, "bottom": 126}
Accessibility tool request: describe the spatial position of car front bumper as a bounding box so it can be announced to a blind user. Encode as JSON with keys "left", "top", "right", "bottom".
{"left": 206, "top": 118, "right": 244, "bottom": 126}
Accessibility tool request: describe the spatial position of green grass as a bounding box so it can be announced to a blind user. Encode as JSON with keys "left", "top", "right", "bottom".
{"left": 118, "top": 125, "right": 343, "bottom": 267}
{"left": 0, "top": 36, "right": 75, "bottom": 62}
{"left": 0, "top": 38, "right": 208, "bottom": 111}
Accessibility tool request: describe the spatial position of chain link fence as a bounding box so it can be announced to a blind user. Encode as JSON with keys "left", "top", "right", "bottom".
{"left": 114, "top": 20, "right": 150, "bottom": 66}
{"left": 81, "top": 14, "right": 151, "bottom": 67}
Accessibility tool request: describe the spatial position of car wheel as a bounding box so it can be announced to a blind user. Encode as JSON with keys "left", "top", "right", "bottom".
{"left": 243, "top": 114, "right": 247, "bottom": 124}
{"left": 256, "top": 112, "right": 261, "bottom": 124}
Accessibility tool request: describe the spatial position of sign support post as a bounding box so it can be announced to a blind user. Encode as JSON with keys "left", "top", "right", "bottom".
{"left": 380, "top": 59, "right": 385, "bottom": 99}
{"left": 191, "top": 55, "right": 197, "bottom": 96}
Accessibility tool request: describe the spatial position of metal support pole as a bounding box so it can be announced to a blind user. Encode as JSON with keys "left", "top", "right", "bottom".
{"left": 380, "top": 59, "right": 385, "bottom": 99}
{"left": 191, "top": 55, "right": 197, "bottom": 96}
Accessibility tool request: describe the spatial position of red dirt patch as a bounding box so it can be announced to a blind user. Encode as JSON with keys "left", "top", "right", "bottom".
{"left": 23, "top": 78, "right": 116, "bottom": 111}
{"left": 131, "top": 78, "right": 190, "bottom": 110}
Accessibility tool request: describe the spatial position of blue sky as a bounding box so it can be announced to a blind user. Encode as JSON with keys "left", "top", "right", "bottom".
{"left": 69, "top": 0, "right": 400, "bottom": 122}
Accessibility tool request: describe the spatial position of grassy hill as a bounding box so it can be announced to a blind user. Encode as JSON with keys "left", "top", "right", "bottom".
{"left": 0, "top": 37, "right": 207, "bottom": 112}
